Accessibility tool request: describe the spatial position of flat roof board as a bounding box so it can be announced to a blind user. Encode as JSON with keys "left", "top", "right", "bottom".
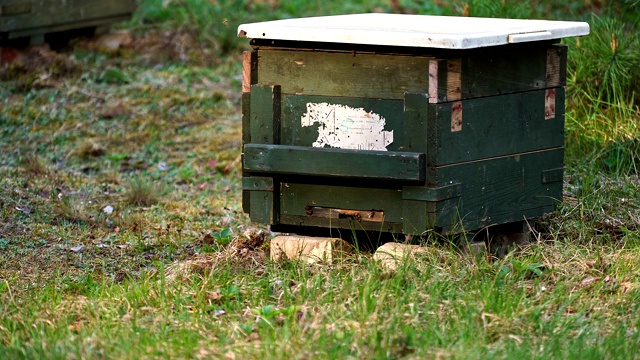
{"left": 238, "top": 13, "right": 590, "bottom": 49}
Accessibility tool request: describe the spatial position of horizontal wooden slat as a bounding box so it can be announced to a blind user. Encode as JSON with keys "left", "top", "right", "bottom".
{"left": 257, "top": 49, "right": 431, "bottom": 99}
{"left": 281, "top": 94, "right": 405, "bottom": 151}
{"left": 432, "top": 148, "right": 564, "bottom": 229}
{"left": 243, "top": 144, "right": 425, "bottom": 182}
{"left": 0, "top": 1, "right": 136, "bottom": 33}
{"left": 402, "top": 184, "right": 462, "bottom": 201}
{"left": 242, "top": 176, "right": 274, "bottom": 191}
{"left": 280, "top": 183, "right": 405, "bottom": 232}
{"left": 255, "top": 44, "right": 564, "bottom": 101}
{"left": 427, "top": 88, "right": 566, "bottom": 167}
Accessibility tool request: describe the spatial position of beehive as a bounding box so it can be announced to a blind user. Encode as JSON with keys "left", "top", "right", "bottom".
{"left": 238, "top": 14, "right": 589, "bottom": 236}
{"left": 0, "top": 1, "right": 136, "bottom": 42}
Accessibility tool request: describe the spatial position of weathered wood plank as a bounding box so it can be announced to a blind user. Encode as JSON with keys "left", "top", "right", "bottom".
{"left": 281, "top": 95, "right": 405, "bottom": 151}
{"left": 402, "top": 200, "right": 431, "bottom": 235}
{"left": 243, "top": 176, "right": 276, "bottom": 223}
{"left": 241, "top": 92, "right": 251, "bottom": 147}
{"left": 251, "top": 148, "right": 563, "bottom": 235}
{"left": 0, "top": 1, "right": 136, "bottom": 37}
{"left": 248, "top": 190, "right": 275, "bottom": 224}
{"left": 402, "top": 93, "right": 430, "bottom": 153}
{"left": 250, "top": 84, "right": 281, "bottom": 144}
{"left": 257, "top": 44, "right": 564, "bottom": 101}
{"left": 280, "top": 183, "right": 404, "bottom": 232}
{"left": 278, "top": 214, "right": 403, "bottom": 233}
{"left": 257, "top": 49, "right": 432, "bottom": 99}
{"left": 242, "top": 51, "right": 258, "bottom": 93}
{"left": 427, "top": 45, "right": 566, "bottom": 102}
{"left": 402, "top": 184, "right": 461, "bottom": 201}
{"left": 433, "top": 148, "right": 564, "bottom": 230}
{"left": 243, "top": 144, "right": 425, "bottom": 182}
{"left": 427, "top": 88, "right": 565, "bottom": 167}
{"left": 241, "top": 92, "right": 252, "bottom": 214}
{"left": 546, "top": 45, "right": 567, "bottom": 87}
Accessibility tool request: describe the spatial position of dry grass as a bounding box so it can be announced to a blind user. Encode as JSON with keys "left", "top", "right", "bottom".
{"left": 19, "top": 152, "right": 49, "bottom": 175}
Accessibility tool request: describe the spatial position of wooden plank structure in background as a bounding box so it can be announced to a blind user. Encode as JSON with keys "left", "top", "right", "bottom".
{"left": 238, "top": 14, "right": 589, "bottom": 236}
{"left": 0, "top": 0, "right": 136, "bottom": 43}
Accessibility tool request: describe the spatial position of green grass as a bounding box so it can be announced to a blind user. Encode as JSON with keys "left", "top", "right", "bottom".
{"left": 2, "top": 243, "right": 639, "bottom": 358}
{"left": 1, "top": 0, "right": 640, "bottom": 358}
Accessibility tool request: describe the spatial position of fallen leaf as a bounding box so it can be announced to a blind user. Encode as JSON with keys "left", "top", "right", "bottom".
{"left": 15, "top": 206, "right": 32, "bottom": 215}
{"left": 100, "top": 103, "right": 127, "bottom": 119}
{"left": 207, "top": 291, "right": 221, "bottom": 301}
{"left": 222, "top": 154, "right": 241, "bottom": 174}
{"left": 68, "top": 321, "right": 82, "bottom": 333}
{"left": 70, "top": 245, "right": 84, "bottom": 252}
{"left": 95, "top": 31, "right": 132, "bottom": 52}
{"left": 203, "top": 233, "right": 215, "bottom": 245}
{"left": 581, "top": 276, "right": 597, "bottom": 287}
{"left": 248, "top": 332, "right": 260, "bottom": 342}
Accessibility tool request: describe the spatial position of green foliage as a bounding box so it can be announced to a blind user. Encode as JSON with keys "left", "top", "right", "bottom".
{"left": 133, "top": 0, "right": 394, "bottom": 55}
{"left": 98, "top": 67, "right": 131, "bottom": 84}
{"left": 567, "top": 15, "right": 640, "bottom": 105}
{"left": 458, "top": 0, "right": 533, "bottom": 18}
{"left": 135, "top": 0, "right": 249, "bottom": 54}
{"left": 212, "top": 227, "right": 232, "bottom": 245}
{"left": 564, "top": 14, "right": 640, "bottom": 176}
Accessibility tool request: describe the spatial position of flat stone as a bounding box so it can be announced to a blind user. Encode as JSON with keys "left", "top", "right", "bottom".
{"left": 94, "top": 30, "right": 132, "bottom": 52}
{"left": 460, "top": 241, "right": 488, "bottom": 257}
{"left": 270, "top": 235, "right": 353, "bottom": 264}
{"left": 373, "top": 242, "right": 432, "bottom": 271}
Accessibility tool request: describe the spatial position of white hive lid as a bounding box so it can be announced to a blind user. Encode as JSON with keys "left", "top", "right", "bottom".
{"left": 238, "top": 13, "right": 590, "bottom": 49}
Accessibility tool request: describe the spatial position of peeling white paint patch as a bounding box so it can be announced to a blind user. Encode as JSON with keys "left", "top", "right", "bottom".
{"left": 301, "top": 102, "right": 393, "bottom": 151}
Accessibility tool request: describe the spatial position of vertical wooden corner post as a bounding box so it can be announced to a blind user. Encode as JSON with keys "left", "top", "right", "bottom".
{"left": 241, "top": 49, "right": 282, "bottom": 223}
{"left": 243, "top": 77, "right": 282, "bottom": 224}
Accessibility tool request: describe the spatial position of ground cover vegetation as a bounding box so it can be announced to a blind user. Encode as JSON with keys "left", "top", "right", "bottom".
{"left": 1, "top": 0, "right": 639, "bottom": 358}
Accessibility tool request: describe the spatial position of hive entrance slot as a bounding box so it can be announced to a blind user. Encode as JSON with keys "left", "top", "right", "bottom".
{"left": 304, "top": 206, "right": 384, "bottom": 223}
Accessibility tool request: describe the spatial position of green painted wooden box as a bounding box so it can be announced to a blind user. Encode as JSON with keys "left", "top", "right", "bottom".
{"left": 0, "top": 0, "right": 136, "bottom": 41}
{"left": 238, "top": 14, "right": 589, "bottom": 236}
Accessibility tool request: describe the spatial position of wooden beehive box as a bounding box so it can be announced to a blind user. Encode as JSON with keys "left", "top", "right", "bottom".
{"left": 238, "top": 14, "right": 589, "bottom": 236}
{"left": 0, "top": 0, "right": 136, "bottom": 42}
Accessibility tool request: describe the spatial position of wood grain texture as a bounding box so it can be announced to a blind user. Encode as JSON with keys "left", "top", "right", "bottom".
{"left": 427, "top": 88, "right": 565, "bottom": 168}
{"left": 545, "top": 88, "right": 556, "bottom": 120}
{"left": 280, "top": 183, "right": 404, "bottom": 232}
{"left": 257, "top": 44, "right": 563, "bottom": 103}
{"left": 432, "top": 148, "right": 564, "bottom": 231}
{"left": 248, "top": 190, "right": 276, "bottom": 224}
{"left": 242, "top": 51, "right": 252, "bottom": 93}
{"left": 402, "top": 93, "right": 430, "bottom": 153}
{"left": 281, "top": 95, "right": 405, "bottom": 150}
{"left": 242, "top": 176, "right": 276, "bottom": 223}
{"left": 249, "top": 84, "right": 281, "bottom": 144}
{"left": 428, "top": 45, "right": 563, "bottom": 103}
{"left": 243, "top": 144, "right": 425, "bottom": 182}
{"left": 0, "top": 0, "right": 136, "bottom": 36}
{"left": 546, "top": 45, "right": 567, "bottom": 87}
{"left": 241, "top": 92, "right": 251, "bottom": 213}
{"left": 257, "top": 49, "right": 432, "bottom": 99}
